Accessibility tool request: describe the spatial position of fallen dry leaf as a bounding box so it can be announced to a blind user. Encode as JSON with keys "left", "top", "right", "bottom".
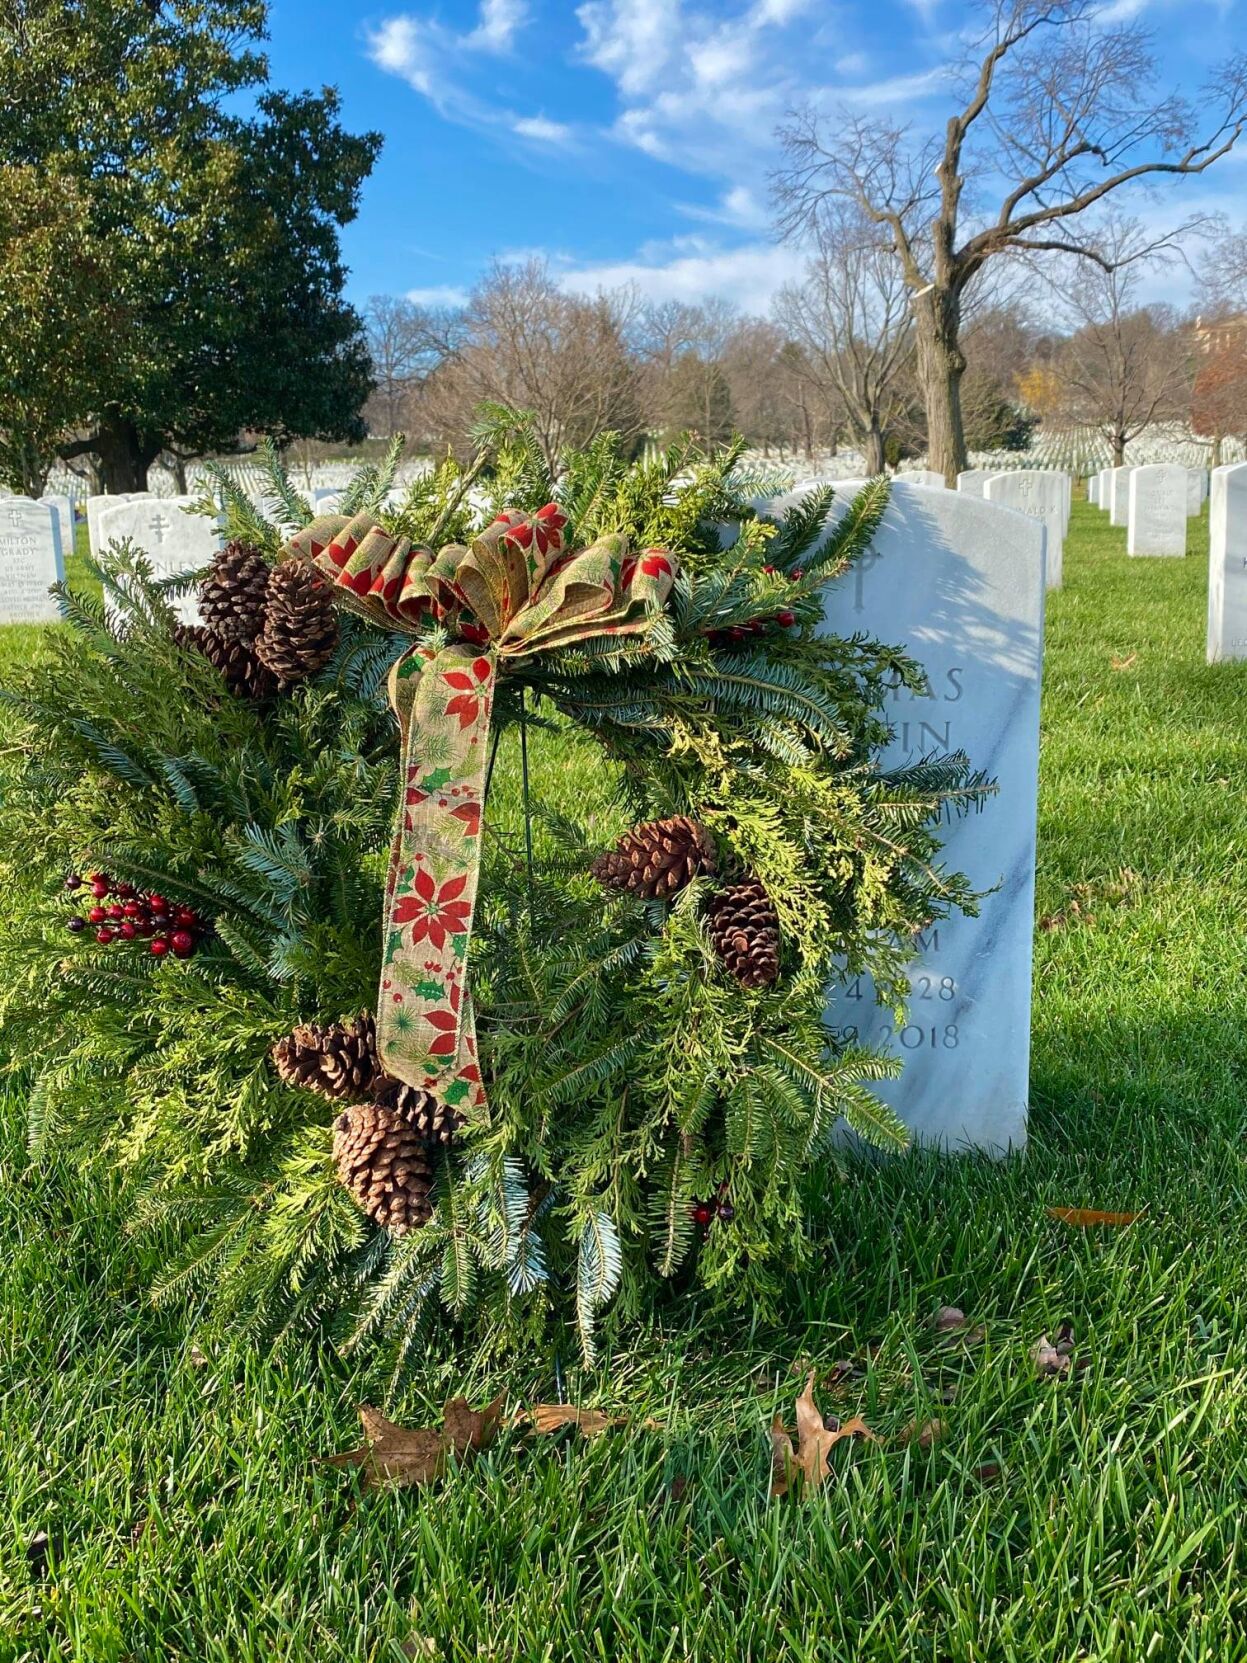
{"left": 1031, "top": 1334, "right": 1073, "bottom": 1377}
{"left": 973, "top": 1462, "right": 1002, "bottom": 1483}
{"left": 1110, "top": 652, "right": 1138, "bottom": 671}
{"left": 401, "top": 1638, "right": 439, "bottom": 1660}
{"left": 325, "top": 1394, "right": 504, "bottom": 1492}
{"left": 901, "top": 1418, "right": 944, "bottom": 1449}
{"left": 934, "top": 1306, "right": 966, "bottom": 1331}
{"left": 1048, "top": 1206, "right": 1141, "bottom": 1227}
{"left": 771, "top": 1372, "right": 876, "bottom": 1497}
{"left": 524, "top": 1403, "right": 622, "bottom": 1439}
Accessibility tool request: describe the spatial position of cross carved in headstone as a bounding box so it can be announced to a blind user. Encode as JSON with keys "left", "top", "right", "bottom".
{"left": 853, "top": 549, "right": 883, "bottom": 615}
{"left": 7, "top": 508, "right": 25, "bottom": 529}
{"left": 149, "top": 512, "right": 172, "bottom": 545}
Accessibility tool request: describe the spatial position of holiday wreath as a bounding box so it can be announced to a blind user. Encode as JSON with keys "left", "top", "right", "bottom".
{"left": 0, "top": 410, "right": 988, "bottom": 1362}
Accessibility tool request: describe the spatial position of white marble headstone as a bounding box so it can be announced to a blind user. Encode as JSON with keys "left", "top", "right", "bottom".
{"left": 1109, "top": 468, "right": 1132, "bottom": 527}
{"left": 0, "top": 499, "right": 66, "bottom": 624}
{"left": 1127, "top": 464, "right": 1186, "bottom": 557}
{"left": 896, "top": 469, "right": 946, "bottom": 489}
{"left": 1186, "top": 470, "right": 1207, "bottom": 518}
{"left": 956, "top": 470, "right": 990, "bottom": 496}
{"left": 772, "top": 481, "right": 1044, "bottom": 1154}
{"left": 1089, "top": 475, "right": 1100, "bottom": 507}
{"left": 96, "top": 496, "right": 220, "bottom": 623}
{"left": 1097, "top": 468, "right": 1113, "bottom": 512}
{"left": 39, "top": 494, "right": 74, "bottom": 563}
{"left": 86, "top": 492, "right": 146, "bottom": 558}
{"left": 984, "top": 470, "right": 1063, "bottom": 589}
{"left": 1207, "top": 462, "right": 1247, "bottom": 663}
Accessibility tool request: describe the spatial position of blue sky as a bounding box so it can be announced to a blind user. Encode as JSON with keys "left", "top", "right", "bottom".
{"left": 264, "top": 0, "right": 1245, "bottom": 315}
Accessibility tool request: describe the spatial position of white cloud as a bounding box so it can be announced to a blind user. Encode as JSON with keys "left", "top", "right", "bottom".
{"left": 406, "top": 284, "right": 471, "bottom": 307}
{"left": 554, "top": 237, "right": 805, "bottom": 313}
{"left": 512, "top": 114, "right": 574, "bottom": 144}
{"left": 834, "top": 50, "right": 869, "bottom": 76}
{"left": 677, "top": 184, "right": 771, "bottom": 229}
{"left": 576, "top": 0, "right": 676, "bottom": 98}
{"left": 838, "top": 64, "right": 952, "bottom": 107}
{"left": 467, "top": 0, "right": 528, "bottom": 51}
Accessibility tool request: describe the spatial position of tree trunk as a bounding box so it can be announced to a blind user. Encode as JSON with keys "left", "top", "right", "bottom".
{"left": 1211, "top": 433, "right": 1224, "bottom": 469}
{"left": 95, "top": 410, "right": 160, "bottom": 493}
{"left": 864, "top": 423, "right": 886, "bottom": 477}
{"left": 914, "top": 287, "right": 967, "bottom": 484}
{"left": 1111, "top": 432, "right": 1126, "bottom": 467}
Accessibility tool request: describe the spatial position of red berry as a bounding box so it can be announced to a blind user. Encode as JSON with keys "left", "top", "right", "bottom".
{"left": 172, "top": 940, "right": 195, "bottom": 959}
{"left": 692, "top": 1203, "right": 713, "bottom": 1227}
{"left": 115, "top": 882, "right": 135, "bottom": 899}
{"left": 728, "top": 626, "right": 746, "bottom": 641}
{"left": 123, "top": 901, "right": 142, "bottom": 918}
{"left": 174, "top": 908, "right": 196, "bottom": 927}
{"left": 150, "top": 938, "right": 169, "bottom": 957}
{"left": 90, "top": 879, "right": 110, "bottom": 899}
{"left": 776, "top": 610, "right": 796, "bottom": 628}
{"left": 170, "top": 930, "right": 194, "bottom": 954}
{"left": 147, "top": 895, "right": 168, "bottom": 913}
{"left": 789, "top": 568, "right": 804, "bottom": 581}
{"left": 106, "top": 904, "right": 124, "bottom": 919}
{"left": 88, "top": 906, "right": 106, "bottom": 924}
{"left": 763, "top": 563, "right": 777, "bottom": 575}
{"left": 137, "top": 919, "right": 155, "bottom": 937}
{"left": 96, "top": 927, "right": 114, "bottom": 944}
{"left": 119, "top": 921, "right": 137, "bottom": 940}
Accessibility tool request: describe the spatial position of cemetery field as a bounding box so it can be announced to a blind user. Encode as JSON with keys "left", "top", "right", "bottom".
{"left": 5, "top": 498, "right": 1247, "bottom": 1661}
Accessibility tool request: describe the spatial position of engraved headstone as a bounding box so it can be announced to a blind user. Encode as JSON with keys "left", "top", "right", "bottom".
{"left": 86, "top": 492, "right": 145, "bottom": 558}
{"left": 1127, "top": 464, "right": 1187, "bottom": 557}
{"left": 956, "top": 470, "right": 991, "bottom": 496}
{"left": 1109, "top": 467, "right": 1132, "bottom": 527}
{"left": 96, "top": 496, "right": 220, "bottom": 622}
{"left": 773, "top": 480, "right": 1044, "bottom": 1153}
{"left": 984, "top": 470, "right": 1063, "bottom": 588}
{"left": 1207, "top": 462, "right": 1247, "bottom": 663}
{"left": 0, "top": 499, "right": 66, "bottom": 624}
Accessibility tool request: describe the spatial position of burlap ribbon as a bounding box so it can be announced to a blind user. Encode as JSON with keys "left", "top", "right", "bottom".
{"left": 281, "top": 504, "right": 676, "bottom": 1112}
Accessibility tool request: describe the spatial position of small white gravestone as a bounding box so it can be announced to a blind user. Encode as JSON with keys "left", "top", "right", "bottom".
{"left": 1109, "top": 467, "right": 1132, "bottom": 527}
{"left": 1089, "top": 475, "right": 1100, "bottom": 507}
{"left": 0, "top": 499, "right": 65, "bottom": 624}
{"left": 39, "top": 494, "right": 74, "bottom": 563}
{"left": 956, "top": 470, "right": 991, "bottom": 496}
{"left": 984, "top": 470, "right": 1063, "bottom": 588}
{"left": 86, "top": 492, "right": 145, "bottom": 558}
{"left": 96, "top": 496, "right": 220, "bottom": 623}
{"left": 896, "top": 469, "right": 946, "bottom": 489}
{"left": 774, "top": 480, "right": 1044, "bottom": 1154}
{"left": 1186, "top": 469, "right": 1208, "bottom": 518}
{"left": 1097, "top": 468, "right": 1113, "bottom": 512}
{"left": 311, "top": 488, "right": 342, "bottom": 512}
{"left": 1127, "top": 464, "right": 1187, "bottom": 558}
{"left": 1207, "top": 462, "right": 1247, "bottom": 663}
{"left": 1059, "top": 472, "right": 1071, "bottom": 530}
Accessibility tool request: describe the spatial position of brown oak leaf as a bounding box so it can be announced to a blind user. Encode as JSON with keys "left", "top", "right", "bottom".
{"left": 524, "top": 1404, "right": 622, "bottom": 1439}
{"left": 325, "top": 1394, "right": 504, "bottom": 1492}
{"left": 771, "top": 1372, "right": 876, "bottom": 1496}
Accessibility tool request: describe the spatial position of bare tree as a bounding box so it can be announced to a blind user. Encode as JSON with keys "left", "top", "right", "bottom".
{"left": 633, "top": 299, "right": 744, "bottom": 443}
{"left": 364, "top": 296, "right": 460, "bottom": 438}
{"left": 776, "top": 1, "right": 1247, "bottom": 480}
{"left": 1044, "top": 219, "right": 1190, "bottom": 464}
{"left": 772, "top": 207, "right": 914, "bottom": 474}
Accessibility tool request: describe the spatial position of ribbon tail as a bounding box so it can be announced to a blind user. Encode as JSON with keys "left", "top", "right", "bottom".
{"left": 376, "top": 643, "right": 495, "bottom": 1122}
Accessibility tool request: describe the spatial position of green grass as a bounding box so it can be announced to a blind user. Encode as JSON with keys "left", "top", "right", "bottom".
{"left": 4, "top": 499, "right": 1247, "bottom": 1661}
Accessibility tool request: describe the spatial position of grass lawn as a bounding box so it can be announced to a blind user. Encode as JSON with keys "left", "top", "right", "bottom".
{"left": 3, "top": 498, "right": 1247, "bottom": 1662}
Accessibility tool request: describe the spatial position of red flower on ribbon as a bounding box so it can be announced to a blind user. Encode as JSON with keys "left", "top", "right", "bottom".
{"left": 494, "top": 504, "right": 567, "bottom": 557}
{"left": 423, "top": 1007, "right": 459, "bottom": 1057}
{"left": 393, "top": 869, "right": 472, "bottom": 950}
{"left": 641, "top": 549, "right": 673, "bottom": 580}
{"left": 441, "top": 654, "right": 493, "bottom": 729}
{"left": 449, "top": 799, "right": 482, "bottom": 838}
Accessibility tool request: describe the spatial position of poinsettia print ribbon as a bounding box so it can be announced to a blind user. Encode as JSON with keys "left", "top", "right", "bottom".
{"left": 280, "top": 505, "right": 676, "bottom": 1104}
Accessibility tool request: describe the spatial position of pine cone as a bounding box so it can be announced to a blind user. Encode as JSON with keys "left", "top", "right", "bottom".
{"left": 333, "top": 1102, "right": 435, "bottom": 1234}
{"left": 590, "top": 815, "right": 717, "bottom": 899}
{"left": 707, "top": 877, "right": 781, "bottom": 988}
{"left": 271, "top": 1013, "right": 382, "bottom": 1104}
{"left": 199, "top": 540, "right": 272, "bottom": 644}
{"left": 377, "top": 1076, "right": 463, "bottom": 1146}
{"left": 253, "top": 560, "right": 339, "bottom": 685}
{"left": 174, "top": 623, "right": 281, "bottom": 702}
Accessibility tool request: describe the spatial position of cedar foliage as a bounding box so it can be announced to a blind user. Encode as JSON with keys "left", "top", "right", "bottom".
{"left": 0, "top": 412, "right": 990, "bottom": 1367}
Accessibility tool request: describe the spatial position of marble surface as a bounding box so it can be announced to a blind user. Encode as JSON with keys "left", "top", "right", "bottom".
{"left": 1109, "top": 468, "right": 1132, "bottom": 527}
{"left": 896, "top": 469, "right": 947, "bottom": 488}
{"left": 1127, "top": 464, "right": 1187, "bottom": 557}
{"left": 768, "top": 480, "right": 1045, "bottom": 1154}
{"left": 956, "top": 470, "right": 991, "bottom": 496}
{"left": 0, "top": 498, "right": 65, "bottom": 624}
{"left": 86, "top": 492, "right": 146, "bottom": 557}
{"left": 1207, "top": 462, "right": 1247, "bottom": 663}
{"left": 38, "top": 493, "right": 73, "bottom": 563}
{"left": 96, "top": 495, "right": 221, "bottom": 624}
{"left": 984, "top": 470, "right": 1063, "bottom": 589}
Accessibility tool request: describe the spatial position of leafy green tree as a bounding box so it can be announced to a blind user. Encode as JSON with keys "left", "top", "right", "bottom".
{"left": 0, "top": 1, "right": 381, "bottom": 490}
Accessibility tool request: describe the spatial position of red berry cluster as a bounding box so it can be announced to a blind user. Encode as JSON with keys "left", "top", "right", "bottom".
{"left": 691, "top": 1181, "right": 735, "bottom": 1231}
{"left": 705, "top": 566, "right": 803, "bottom": 649}
{"left": 63, "top": 872, "right": 206, "bottom": 960}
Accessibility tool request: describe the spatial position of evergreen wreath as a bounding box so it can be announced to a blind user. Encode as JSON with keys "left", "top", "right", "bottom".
{"left": 0, "top": 409, "right": 990, "bottom": 1365}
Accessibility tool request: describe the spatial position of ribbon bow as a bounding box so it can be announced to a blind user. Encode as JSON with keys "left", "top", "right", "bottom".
{"left": 281, "top": 505, "right": 676, "bottom": 1117}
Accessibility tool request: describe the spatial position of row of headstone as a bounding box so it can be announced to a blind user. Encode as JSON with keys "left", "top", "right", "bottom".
{"left": 769, "top": 477, "right": 1044, "bottom": 1156}
{"left": 1127, "top": 465, "right": 1187, "bottom": 557}
{"left": 1207, "top": 462, "right": 1247, "bottom": 663}
{"left": 958, "top": 468, "right": 1066, "bottom": 589}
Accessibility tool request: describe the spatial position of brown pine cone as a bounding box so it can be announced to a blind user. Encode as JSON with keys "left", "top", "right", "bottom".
{"left": 377, "top": 1077, "right": 463, "bottom": 1146}
{"left": 174, "top": 622, "right": 281, "bottom": 702}
{"left": 199, "top": 540, "right": 272, "bottom": 644}
{"left": 271, "top": 1013, "right": 382, "bottom": 1104}
{"left": 590, "top": 815, "right": 717, "bottom": 899}
{"left": 332, "top": 1103, "right": 435, "bottom": 1234}
{"left": 253, "top": 560, "right": 339, "bottom": 685}
{"left": 706, "top": 876, "right": 781, "bottom": 988}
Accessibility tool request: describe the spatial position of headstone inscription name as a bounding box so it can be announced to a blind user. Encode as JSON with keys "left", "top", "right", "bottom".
{"left": 1207, "top": 462, "right": 1247, "bottom": 664}
{"left": 1109, "top": 467, "right": 1132, "bottom": 527}
{"left": 0, "top": 500, "right": 66, "bottom": 624}
{"left": 1127, "top": 464, "right": 1187, "bottom": 558}
{"left": 773, "top": 480, "right": 1044, "bottom": 1154}
{"left": 984, "top": 470, "right": 1063, "bottom": 589}
{"left": 96, "top": 496, "right": 220, "bottom": 623}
